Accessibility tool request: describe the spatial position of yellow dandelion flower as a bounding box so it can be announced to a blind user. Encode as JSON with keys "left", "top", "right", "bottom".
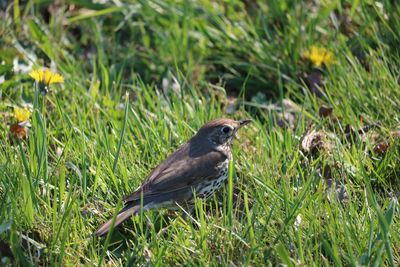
{"left": 14, "top": 107, "right": 31, "bottom": 122}
{"left": 29, "top": 68, "right": 64, "bottom": 85}
{"left": 303, "top": 46, "right": 335, "bottom": 67}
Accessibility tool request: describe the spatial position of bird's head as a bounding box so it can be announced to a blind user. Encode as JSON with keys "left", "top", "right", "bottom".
{"left": 195, "top": 118, "right": 251, "bottom": 146}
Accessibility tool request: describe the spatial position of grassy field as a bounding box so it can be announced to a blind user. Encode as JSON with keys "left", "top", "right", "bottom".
{"left": 0, "top": 0, "right": 399, "bottom": 265}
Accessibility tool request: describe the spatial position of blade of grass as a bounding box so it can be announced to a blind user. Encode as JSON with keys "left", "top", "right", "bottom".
{"left": 112, "top": 93, "right": 129, "bottom": 173}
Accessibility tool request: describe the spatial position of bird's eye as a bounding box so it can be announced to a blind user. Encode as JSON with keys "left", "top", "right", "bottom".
{"left": 221, "top": 126, "right": 232, "bottom": 134}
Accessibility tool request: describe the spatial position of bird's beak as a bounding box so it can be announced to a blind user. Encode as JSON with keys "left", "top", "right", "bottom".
{"left": 239, "top": 119, "right": 252, "bottom": 127}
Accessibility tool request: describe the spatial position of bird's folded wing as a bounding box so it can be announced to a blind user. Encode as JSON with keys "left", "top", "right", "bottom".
{"left": 124, "top": 142, "right": 227, "bottom": 202}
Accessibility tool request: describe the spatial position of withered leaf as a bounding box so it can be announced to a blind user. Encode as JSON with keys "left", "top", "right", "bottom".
{"left": 391, "top": 131, "right": 400, "bottom": 138}
{"left": 319, "top": 105, "right": 333, "bottom": 118}
{"left": 374, "top": 142, "right": 389, "bottom": 154}
{"left": 9, "top": 123, "right": 28, "bottom": 140}
{"left": 301, "top": 129, "right": 331, "bottom": 154}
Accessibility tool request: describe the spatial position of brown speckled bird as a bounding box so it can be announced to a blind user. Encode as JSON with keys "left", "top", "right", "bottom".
{"left": 95, "top": 118, "right": 251, "bottom": 236}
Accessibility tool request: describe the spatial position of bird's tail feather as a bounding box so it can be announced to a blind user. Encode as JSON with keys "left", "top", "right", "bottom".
{"left": 95, "top": 204, "right": 140, "bottom": 237}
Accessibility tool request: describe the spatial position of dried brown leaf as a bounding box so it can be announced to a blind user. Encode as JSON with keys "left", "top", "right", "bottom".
{"left": 391, "top": 130, "right": 400, "bottom": 138}
{"left": 301, "top": 129, "right": 331, "bottom": 154}
{"left": 373, "top": 142, "right": 389, "bottom": 154}
{"left": 319, "top": 105, "right": 333, "bottom": 118}
{"left": 9, "top": 123, "right": 28, "bottom": 140}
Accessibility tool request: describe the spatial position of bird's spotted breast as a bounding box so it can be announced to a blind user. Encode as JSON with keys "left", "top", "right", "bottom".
{"left": 196, "top": 159, "right": 230, "bottom": 199}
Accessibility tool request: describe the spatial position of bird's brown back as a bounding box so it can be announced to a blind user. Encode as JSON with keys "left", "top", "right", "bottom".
{"left": 124, "top": 135, "right": 230, "bottom": 203}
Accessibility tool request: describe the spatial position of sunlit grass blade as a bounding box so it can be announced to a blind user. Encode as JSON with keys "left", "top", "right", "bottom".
{"left": 112, "top": 93, "right": 129, "bottom": 173}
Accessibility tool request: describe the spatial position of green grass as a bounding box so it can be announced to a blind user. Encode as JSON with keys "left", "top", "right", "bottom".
{"left": 0, "top": 0, "right": 399, "bottom": 265}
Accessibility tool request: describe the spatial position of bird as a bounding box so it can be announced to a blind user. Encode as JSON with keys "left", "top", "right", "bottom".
{"left": 95, "top": 118, "right": 251, "bottom": 236}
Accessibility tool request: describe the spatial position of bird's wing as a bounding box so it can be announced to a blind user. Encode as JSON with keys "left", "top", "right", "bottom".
{"left": 124, "top": 141, "right": 228, "bottom": 203}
